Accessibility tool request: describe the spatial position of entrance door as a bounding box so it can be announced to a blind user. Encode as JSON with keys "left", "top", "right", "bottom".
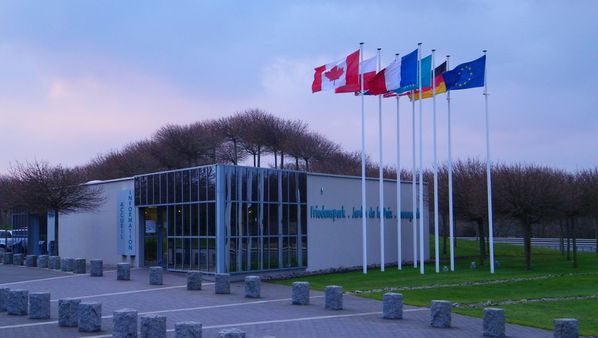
{"left": 142, "top": 207, "right": 165, "bottom": 267}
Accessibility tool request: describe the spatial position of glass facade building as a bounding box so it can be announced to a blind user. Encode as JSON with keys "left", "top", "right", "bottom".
{"left": 135, "top": 165, "right": 307, "bottom": 274}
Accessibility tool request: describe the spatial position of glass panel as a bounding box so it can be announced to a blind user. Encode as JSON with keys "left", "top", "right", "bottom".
{"left": 267, "top": 203, "right": 278, "bottom": 235}
{"left": 160, "top": 174, "right": 167, "bottom": 204}
{"left": 289, "top": 204, "right": 298, "bottom": 235}
{"left": 282, "top": 204, "right": 289, "bottom": 235}
{"left": 207, "top": 203, "right": 215, "bottom": 237}
{"left": 199, "top": 168, "right": 207, "bottom": 201}
{"left": 268, "top": 171, "right": 278, "bottom": 202}
{"left": 134, "top": 178, "right": 141, "bottom": 205}
{"left": 167, "top": 206, "right": 175, "bottom": 237}
{"left": 300, "top": 205, "right": 307, "bottom": 235}
{"left": 248, "top": 204, "right": 258, "bottom": 236}
{"left": 191, "top": 204, "right": 199, "bottom": 236}
{"left": 168, "top": 173, "right": 175, "bottom": 203}
{"left": 182, "top": 170, "right": 190, "bottom": 203}
{"left": 199, "top": 204, "right": 207, "bottom": 236}
{"left": 298, "top": 173, "right": 307, "bottom": 204}
{"left": 281, "top": 172, "right": 289, "bottom": 202}
{"left": 268, "top": 237, "right": 279, "bottom": 269}
{"left": 191, "top": 169, "right": 199, "bottom": 202}
{"left": 182, "top": 205, "right": 190, "bottom": 236}
{"left": 289, "top": 172, "right": 297, "bottom": 203}
{"left": 207, "top": 167, "right": 216, "bottom": 201}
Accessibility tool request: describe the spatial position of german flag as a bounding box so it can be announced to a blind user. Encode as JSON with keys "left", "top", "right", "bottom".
{"left": 408, "top": 61, "right": 447, "bottom": 101}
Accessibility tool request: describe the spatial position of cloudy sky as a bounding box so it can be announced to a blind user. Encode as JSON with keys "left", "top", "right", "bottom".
{"left": 0, "top": 0, "right": 596, "bottom": 175}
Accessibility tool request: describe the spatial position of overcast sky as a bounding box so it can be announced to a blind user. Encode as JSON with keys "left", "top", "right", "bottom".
{"left": 0, "top": 0, "right": 596, "bottom": 175}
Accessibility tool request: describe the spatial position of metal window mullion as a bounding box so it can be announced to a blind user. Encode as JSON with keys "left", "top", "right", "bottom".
{"left": 277, "top": 171, "right": 283, "bottom": 268}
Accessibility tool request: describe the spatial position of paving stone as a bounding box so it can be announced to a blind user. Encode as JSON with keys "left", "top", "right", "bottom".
{"left": 7, "top": 289, "right": 28, "bottom": 315}
{"left": 112, "top": 308, "right": 138, "bottom": 338}
{"left": 0, "top": 287, "right": 10, "bottom": 312}
{"left": 187, "top": 272, "right": 202, "bottom": 290}
{"left": 25, "top": 255, "right": 38, "bottom": 267}
{"left": 244, "top": 276, "right": 261, "bottom": 298}
{"left": 38, "top": 255, "right": 49, "bottom": 268}
{"left": 12, "top": 253, "right": 24, "bottom": 266}
{"left": 483, "top": 307, "right": 505, "bottom": 337}
{"left": 175, "top": 321, "right": 202, "bottom": 338}
{"left": 28, "top": 292, "right": 51, "bottom": 319}
{"left": 430, "top": 300, "right": 452, "bottom": 328}
{"left": 149, "top": 266, "right": 163, "bottom": 285}
{"left": 3, "top": 252, "right": 13, "bottom": 264}
{"left": 553, "top": 318, "right": 579, "bottom": 338}
{"left": 291, "top": 282, "right": 310, "bottom": 305}
{"left": 382, "top": 293, "right": 403, "bottom": 319}
{"left": 73, "top": 258, "right": 86, "bottom": 274}
{"left": 90, "top": 259, "right": 103, "bottom": 277}
{"left": 117, "top": 263, "right": 131, "bottom": 280}
{"left": 218, "top": 328, "right": 246, "bottom": 338}
{"left": 215, "top": 273, "right": 230, "bottom": 294}
{"left": 58, "top": 298, "right": 81, "bottom": 327}
{"left": 49, "top": 256, "right": 61, "bottom": 270}
{"left": 140, "top": 313, "right": 167, "bottom": 338}
{"left": 325, "top": 285, "right": 343, "bottom": 310}
{"left": 61, "top": 257, "right": 74, "bottom": 272}
{"left": 78, "top": 302, "right": 102, "bottom": 332}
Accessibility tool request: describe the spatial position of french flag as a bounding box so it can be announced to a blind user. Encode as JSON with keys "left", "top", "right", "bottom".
{"left": 367, "top": 58, "right": 402, "bottom": 95}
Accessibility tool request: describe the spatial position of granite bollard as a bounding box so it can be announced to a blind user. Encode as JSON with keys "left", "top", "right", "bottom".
{"left": 117, "top": 263, "right": 131, "bottom": 280}
{"left": 244, "top": 276, "right": 261, "bottom": 298}
{"left": 140, "top": 313, "right": 167, "bottom": 338}
{"left": 49, "top": 256, "right": 61, "bottom": 270}
{"left": 78, "top": 302, "right": 102, "bottom": 332}
{"left": 7, "top": 289, "right": 28, "bottom": 315}
{"left": 218, "top": 328, "right": 246, "bottom": 338}
{"left": 430, "top": 300, "right": 452, "bottom": 328}
{"left": 3, "top": 252, "right": 13, "bottom": 264}
{"left": 483, "top": 308, "right": 505, "bottom": 337}
{"left": 61, "top": 257, "right": 74, "bottom": 272}
{"left": 59, "top": 298, "right": 81, "bottom": 327}
{"left": 215, "top": 273, "right": 230, "bottom": 294}
{"left": 90, "top": 259, "right": 103, "bottom": 277}
{"left": 13, "top": 253, "right": 24, "bottom": 266}
{"left": 29, "top": 292, "right": 51, "bottom": 319}
{"left": 0, "top": 287, "right": 10, "bottom": 312}
{"left": 73, "top": 258, "right": 86, "bottom": 274}
{"left": 383, "top": 293, "right": 403, "bottom": 319}
{"left": 187, "top": 272, "right": 202, "bottom": 290}
{"left": 38, "top": 255, "right": 49, "bottom": 268}
{"left": 113, "top": 308, "right": 138, "bottom": 338}
{"left": 553, "top": 318, "right": 579, "bottom": 338}
{"left": 175, "top": 321, "right": 203, "bottom": 338}
{"left": 25, "top": 255, "right": 38, "bottom": 267}
{"left": 291, "top": 282, "right": 310, "bottom": 305}
{"left": 325, "top": 285, "right": 343, "bottom": 310}
{"left": 149, "top": 266, "right": 163, "bottom": 285}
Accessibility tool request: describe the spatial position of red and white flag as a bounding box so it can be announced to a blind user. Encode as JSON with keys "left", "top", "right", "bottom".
{"left": 312, "top": 50, "right": 359, "bottom": 93}
{"left": 367, "top": 58, "right": 402, "bottom": 95}
{"left": 335, "top": 56, "right": 377, "bottom": 94}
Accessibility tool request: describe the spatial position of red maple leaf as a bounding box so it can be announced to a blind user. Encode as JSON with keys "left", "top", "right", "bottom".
{"left": 324, "top": 66, "right": 344, "bottom": 81}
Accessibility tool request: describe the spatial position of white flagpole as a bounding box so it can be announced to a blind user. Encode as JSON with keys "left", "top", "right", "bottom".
{"left": 360, "top": 42, "right": 368, "bottom": 275}
{"left": 417, "top": 42, "right": 425, "bottom": 274}
{"left": 483, "top": 49, "right": 495, "bottom": 274}
{"left": 411, "top": 89, "right": 417, "bottom": 268}
{"left": 395, "top": 53, "right": 402, "bottom": 270}
{"left": 432, "top": 49, "right": 439, "bottom": 273}
{"left": 446, "top": 55, "right": 455, "bottom": 271}
{"left": 377, "top": 48, "right": 385, "bottom": 272}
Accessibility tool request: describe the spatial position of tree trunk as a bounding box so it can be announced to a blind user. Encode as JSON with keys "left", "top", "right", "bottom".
{"left": 523, "top": 222, "right": 532, "bottom": 270}
{"left": 257, "top": 146, "right": 261, "bottom": 167}
{"left": 572, "top": 216, "right": 578, "bottom": 268}
{"left": 305, "top": 159, "right": 309, "bottom": 172}
{"left": 280, "top": 152, "right": 284, "bottom": 169}
{"left": 53, "top": 209, "right": 59, "bottom": 256}
{"left": 253, "top": 154, "right": 256, "bottom": 167}
{"left": 233, "top": 139, "right": 238, "bottom": 165}
{"left": 274, "top": 151, "right": 278, "bottom": 168}
{"left": 477, "top": 220, "right": 485, "bottom": 266}
{"left": 295, "top": 157, "right": 299, "bottom": 170}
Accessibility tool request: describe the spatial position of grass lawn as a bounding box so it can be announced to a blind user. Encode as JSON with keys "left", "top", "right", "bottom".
{"left": 272, "top": 238, "right": 598, "bottom": 336}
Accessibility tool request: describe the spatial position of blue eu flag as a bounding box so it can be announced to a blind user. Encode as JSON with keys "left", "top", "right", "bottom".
{"left": 443, "top": 55, "right": 485, "bottom": 90}
{"left": 395, "top": 49, "right": 418, "bottom": 94}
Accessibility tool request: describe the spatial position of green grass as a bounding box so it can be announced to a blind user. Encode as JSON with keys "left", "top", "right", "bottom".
{"left": 272, "top": 238, "right": 598, "bottom": 335}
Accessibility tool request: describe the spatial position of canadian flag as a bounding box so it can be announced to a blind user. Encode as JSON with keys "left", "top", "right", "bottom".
{"left": 335, "top": 56, "right": 377, "bottom": 94}
{"left": 367, "top": 58, "right": 402, "bottom": 96}
{"left": 312, "top": 50, "right": 359, "bottom": 93}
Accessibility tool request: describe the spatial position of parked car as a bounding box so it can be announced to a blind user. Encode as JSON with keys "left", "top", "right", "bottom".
{"left": 0, "top": 229, "right": 28, "bottom": 253}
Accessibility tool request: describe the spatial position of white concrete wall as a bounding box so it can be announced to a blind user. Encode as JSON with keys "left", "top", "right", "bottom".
{"left": 58, "top": 178, "right": 139, "bottom": 266}
{"left": 306, "top": 174, "right": 429, "bottom": 271}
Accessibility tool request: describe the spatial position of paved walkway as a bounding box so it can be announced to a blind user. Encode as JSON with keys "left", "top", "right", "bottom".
{"left": 0, "top": 264, "right": 553, "bottom": 337}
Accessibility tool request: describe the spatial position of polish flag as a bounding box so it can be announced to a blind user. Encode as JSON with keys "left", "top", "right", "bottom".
{"left": 367, "top": 58, "right": 402, "bottom": 95}
{"left": 335, "top": 56, "right": 377, "bottom": 93}
{"left": 312, "top": 50, "right": 359, "bottom": 93}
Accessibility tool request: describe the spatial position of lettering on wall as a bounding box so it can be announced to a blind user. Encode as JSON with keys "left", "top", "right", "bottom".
{"left": 309, "top": 205, "right": 419, "bottom": 222}
{"left": 117, "top": 189, "right": 137, "bottom": 256}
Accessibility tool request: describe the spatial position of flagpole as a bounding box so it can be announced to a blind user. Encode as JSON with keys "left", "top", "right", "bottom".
{"left": 483, "top": 49, "right": 495, "bottom": 274}
{"left": 411, "top": 89, "right": 417, "bottom": 269}
{"left": 446, "top": 55, "right": 455, "bottom": 272}
{"left": 377, "top": 48, "right": 385, "bottom": 272}
{"left": 360, "top": 42, "right": 368, "bottom": 275}
{"left": 417, "top": 42, "right": 425, "bottom": 275}
{"left": 432, "top": 49, "right": 439, "bottom": 273}
{"left": 395, "top": 53, "right": 402, "bottom": 270}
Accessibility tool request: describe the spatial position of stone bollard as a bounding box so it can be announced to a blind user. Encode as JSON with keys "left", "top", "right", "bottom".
{"left": 117, "top": 263, "right": 131, "bottom": 281}
{"left": 218, "top": 328, "right": 246, "bottom": 338}
{"left": 140, "top": 313, "right": 167, "bottom": 338}
{"left": 78, "top": 302, "right": 102, "bottom": 332}
{"left": 0, "top": 287, "right": 10, "bottom": 312}
{"left": 25, "top": 255, "right": 38, "bottom": 267}
{"left": 61, "top": 257, "right": 74, "bottom": 272}
{"left": 554, "top": 318, "right": 579, "bottom": 338}
{"left": 187, "top": 272, "right": 202, "bottom": 290}
{"left": 3, "top": 252, "right": 13, "bottom": 264}
{"left": 29, "top": 292, "right": 51, "bottom": 319}
{"left": 49, "top": 256, "right": 61, "bottom": 270}
{"left": 383, "top": 293, "right": 403, "bottom": 319}
{"left": 244, "top": 276, "right": 261, "bottom": 298}
{"left": 58, "top": 298, "right": 81, "bottom": 327}
{"left": 7, "top": 289, "right": 28, "bottom": 315}
{"left": 113, "top": 308, "right": 138, "bottom": 338}
{"left": 13, "top": 253, "right": 24, "bottom": 266}
{"left": 291, "top": 282, "right": 310, "bottom": 305}
{"left": 215, "top": 273, "right": 230, "bottom": 294}
{"left": 175, "top": 321, "right": 203, "bottom": 338}
{"left": 73, "top": 258, "right": 86, "bottom": 274}
{"left": 325, "top": 285, "right": 343, "bottom": 310}
{"left": 430, "top": 300, "right": 452, "bottom": 328}
{"left": 90, "top": 259, "right": 103, "bottom": 277}
{"left": 483, "top": 308, "right": 505, "bottom": 337}
{"left": 38, "top": 255, "right": 49, "bottom": 268}
{"left": 149, "top": 266, "right": 163, "bottom": 285}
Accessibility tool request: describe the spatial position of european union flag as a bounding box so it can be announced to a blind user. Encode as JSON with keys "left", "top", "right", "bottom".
{"left": 395, "top": 49, "right": 418, "bottom": 94}
{"left": 443, "top": 55, "right": 485, "bottom": 90}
